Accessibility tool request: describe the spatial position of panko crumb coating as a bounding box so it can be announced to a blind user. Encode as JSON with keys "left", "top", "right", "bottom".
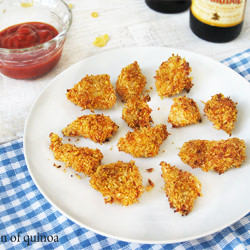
{"left": 66, "top": 74, "right": 116, "bottom": 110}
{"left": 160, "top": 162, "right": 202, "bottom": 216}
{"left": 204, "top": 93, "right": 238, "bottom": 136}
{"left": 49, "top": 133, "right": 103, "bottom": 176}
{"left": 116, "top": 61, "right": 147, "bottom": 102}
{"left": 122, "top": 94, "right": 153, "bottom": 128}
{"left": 179, "top": 138, "right": 246, "bottom": 174}
{"left": 168, "top": 95, "right": 201, "bottom": 128}
{"left": 155, "top": 54, "right": 193, "bottom": 98}
{"left": 89, "top": 161, "right": 145, "bottom": 206}
{"left": 117, "top": 124, "right": 169, "bottom": 157}
{"left": 62, "top": 114, "right": 119, "bottom": 144}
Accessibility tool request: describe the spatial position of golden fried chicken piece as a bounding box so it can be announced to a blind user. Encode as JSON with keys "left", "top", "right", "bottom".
{"left": 155, "top": 54, "right": 193, "bottom": 98}
{"left": 178, "top": 138, "right": 246, "bottom": 174}
{"left": 168, "top": 95, "right": 201, "bottom": 128}
{"left": 160, "top": 162, "right": 202, "bottom": 216}
{"left": 66, "top": 74, "right": 116, "bottom": 110}
{"left": 122, "top": 94, "right": 153, "bottom": 128}
{"left": 62, "top": 114, "right": 119, "bottom": 144}
{"left": 49, "top": 133, "right": 103, "bottom": 176}
{"left": 117, "top": 124, "right": 169, "bottom": 157}
{"left": 89, "top": 161, "right": 145, "bottom": 206}
{"left": 204, "top": 93, "right": 238, "bottom": 136}
{"left": 116, "top": 61, "right": 146, "bottom": 102}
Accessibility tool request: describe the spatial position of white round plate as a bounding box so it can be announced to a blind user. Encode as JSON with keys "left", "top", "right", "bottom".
{"left": 24, "top": 47, "right": 250, "bottom": 244}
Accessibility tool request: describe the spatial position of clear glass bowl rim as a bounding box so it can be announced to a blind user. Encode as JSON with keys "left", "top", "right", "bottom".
{"left": 0, "top": 0, "right": 72, "bottom": 55}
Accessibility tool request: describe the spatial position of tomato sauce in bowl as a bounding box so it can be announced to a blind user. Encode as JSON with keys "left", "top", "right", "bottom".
{"left": 0, "top": 22, "right": 64, "bottom": 79}
{"left": 0, "top": 22, "right": 58, "bottom": 49}
{"left": 0, "top": 0, "right": 72, "bottom": 80}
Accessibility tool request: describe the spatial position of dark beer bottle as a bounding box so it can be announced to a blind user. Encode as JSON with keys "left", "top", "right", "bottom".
{"left": 190, "top": 0, "right": 247, "bottom": 43}
{"left": 145, "top": 0, "right": 191, "bottom": 13}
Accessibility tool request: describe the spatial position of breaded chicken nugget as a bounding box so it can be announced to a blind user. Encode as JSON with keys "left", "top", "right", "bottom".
{"left": 155, "top": 54, "right": 193, "bottom": 98}
{"left": 116, "top": 61, "right": 146, "bottom": 102}
{"left": 117, "top": 124, "right": 169, "bottom": 157}
{"left": 62, "top": 114, "right": 119, "bottom": 144}
{"left": 66, "top": 74, "right": 116, "bottom": 110}
{"left": 178, "top": 138, "right": 246, "bottom": 174}
{"left": 204, "top": 93, "right": 237, "bottom": 136}
{"left": 89, "top": 161, "right": 144, "bottom": 206}
{"left": 168, "top": 95, "right": 201, "bottom": 128}
{"left": 122, "top": 94, "right": 153, "bottom": 128}
{"left": 49, "top": 133, "right": 103, "bottom": 176}
{"left": 160, "top": 162, "right": 202, "bottom": 216}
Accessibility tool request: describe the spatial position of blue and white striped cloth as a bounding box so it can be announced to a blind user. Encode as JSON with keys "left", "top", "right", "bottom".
{"left": 1, "top": 48, "right": 250, "bottom": 250}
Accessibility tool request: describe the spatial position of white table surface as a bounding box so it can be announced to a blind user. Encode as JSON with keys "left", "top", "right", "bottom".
{"left": 1, "top": 0, "right": 250, "bottom": 144}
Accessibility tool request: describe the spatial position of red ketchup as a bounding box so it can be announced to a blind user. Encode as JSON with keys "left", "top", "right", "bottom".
{"left": 0, "top": 22, "right": 62, "bottom": 79}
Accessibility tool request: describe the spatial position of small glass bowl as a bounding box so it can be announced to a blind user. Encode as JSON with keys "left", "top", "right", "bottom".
{"left": 0, "top": 0, "right": 72, "bottom": 79}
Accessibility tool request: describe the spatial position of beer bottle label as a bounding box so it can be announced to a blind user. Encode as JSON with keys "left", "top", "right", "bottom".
{"left": 191, "top": 0, "right": 246, "bottom": 27}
